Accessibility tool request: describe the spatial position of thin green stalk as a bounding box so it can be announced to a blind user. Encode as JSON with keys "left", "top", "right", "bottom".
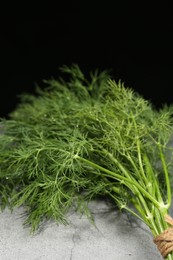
{"left": 75, "top": 155, "right": 164, "bottom": 209}
{"left": 111, "top": 184, "right": 154, "bottom": 229}
{"left": 126, "top": 151, "right": 147, "bottom": 186}
{"left": 143, "top": 153, "right": 164, "bottom": 203}
{"left": 136, "top": 138, "right": 149, "bottom": 186}
{"left": 108, "top": 191, "right": 151, "bottom": 227}
{"left": 158, "top": 143, "right": 172, "bottom": 208}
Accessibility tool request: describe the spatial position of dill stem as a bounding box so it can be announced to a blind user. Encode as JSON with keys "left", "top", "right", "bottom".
{"left": 75, "top": 155, "right": 162, "bottom": 209}
{"left": 143, "top": 153, "right": 164, "bottom": 203}
{"left": 158, "top": 144, "right": 172, "bottom": 208}
{"left": 136, "top": 138, "right": 149, "bottom": 186}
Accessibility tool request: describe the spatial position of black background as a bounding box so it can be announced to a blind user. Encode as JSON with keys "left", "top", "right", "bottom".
{"left": 1, "top": 3, "right": 173, "bottom": 118}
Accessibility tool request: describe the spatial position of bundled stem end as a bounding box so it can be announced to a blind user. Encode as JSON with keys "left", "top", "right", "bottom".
{"left": 154, "top": 215, "right": 173, "bottom": 259}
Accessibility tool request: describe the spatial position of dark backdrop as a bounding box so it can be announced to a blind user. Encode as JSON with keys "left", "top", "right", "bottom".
{"left": 1, "top": 3, "right": 173, "bottom": 118}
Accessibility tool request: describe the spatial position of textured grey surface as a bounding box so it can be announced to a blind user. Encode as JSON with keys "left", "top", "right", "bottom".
{"left": 0, "top": 198, "right": 162, "bottom": 260}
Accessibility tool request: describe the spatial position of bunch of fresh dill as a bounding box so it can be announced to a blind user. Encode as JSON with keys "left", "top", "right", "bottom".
{"left": 1, "top": 64, "right": 173, "bottom": 259}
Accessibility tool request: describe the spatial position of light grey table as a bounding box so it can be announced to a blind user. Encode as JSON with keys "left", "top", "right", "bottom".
{"left": 0, "top": 198, "right": 162, "bottom": 260}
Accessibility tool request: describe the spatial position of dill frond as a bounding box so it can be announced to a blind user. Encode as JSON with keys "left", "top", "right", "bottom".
{"left": 1, "top": 64, "right": 173, "bottom": 259}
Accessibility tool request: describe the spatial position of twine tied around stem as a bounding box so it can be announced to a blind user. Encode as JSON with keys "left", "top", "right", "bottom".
{"left": 154, "top": 215, "right": 173, "bottom": 258}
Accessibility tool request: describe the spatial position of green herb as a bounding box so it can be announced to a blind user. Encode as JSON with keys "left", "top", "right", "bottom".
{"left": 1, "top": 64, "right": 173, "bottom": 259}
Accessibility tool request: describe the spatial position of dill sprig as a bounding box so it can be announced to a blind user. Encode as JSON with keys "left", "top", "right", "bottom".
{"left": 1, "top": 64, "right": 173, "bottom": 259}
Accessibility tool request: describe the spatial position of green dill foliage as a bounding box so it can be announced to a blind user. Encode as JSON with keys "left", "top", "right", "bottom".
{"left": 1, "top": 64, "right": 173, "bottom": 258}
